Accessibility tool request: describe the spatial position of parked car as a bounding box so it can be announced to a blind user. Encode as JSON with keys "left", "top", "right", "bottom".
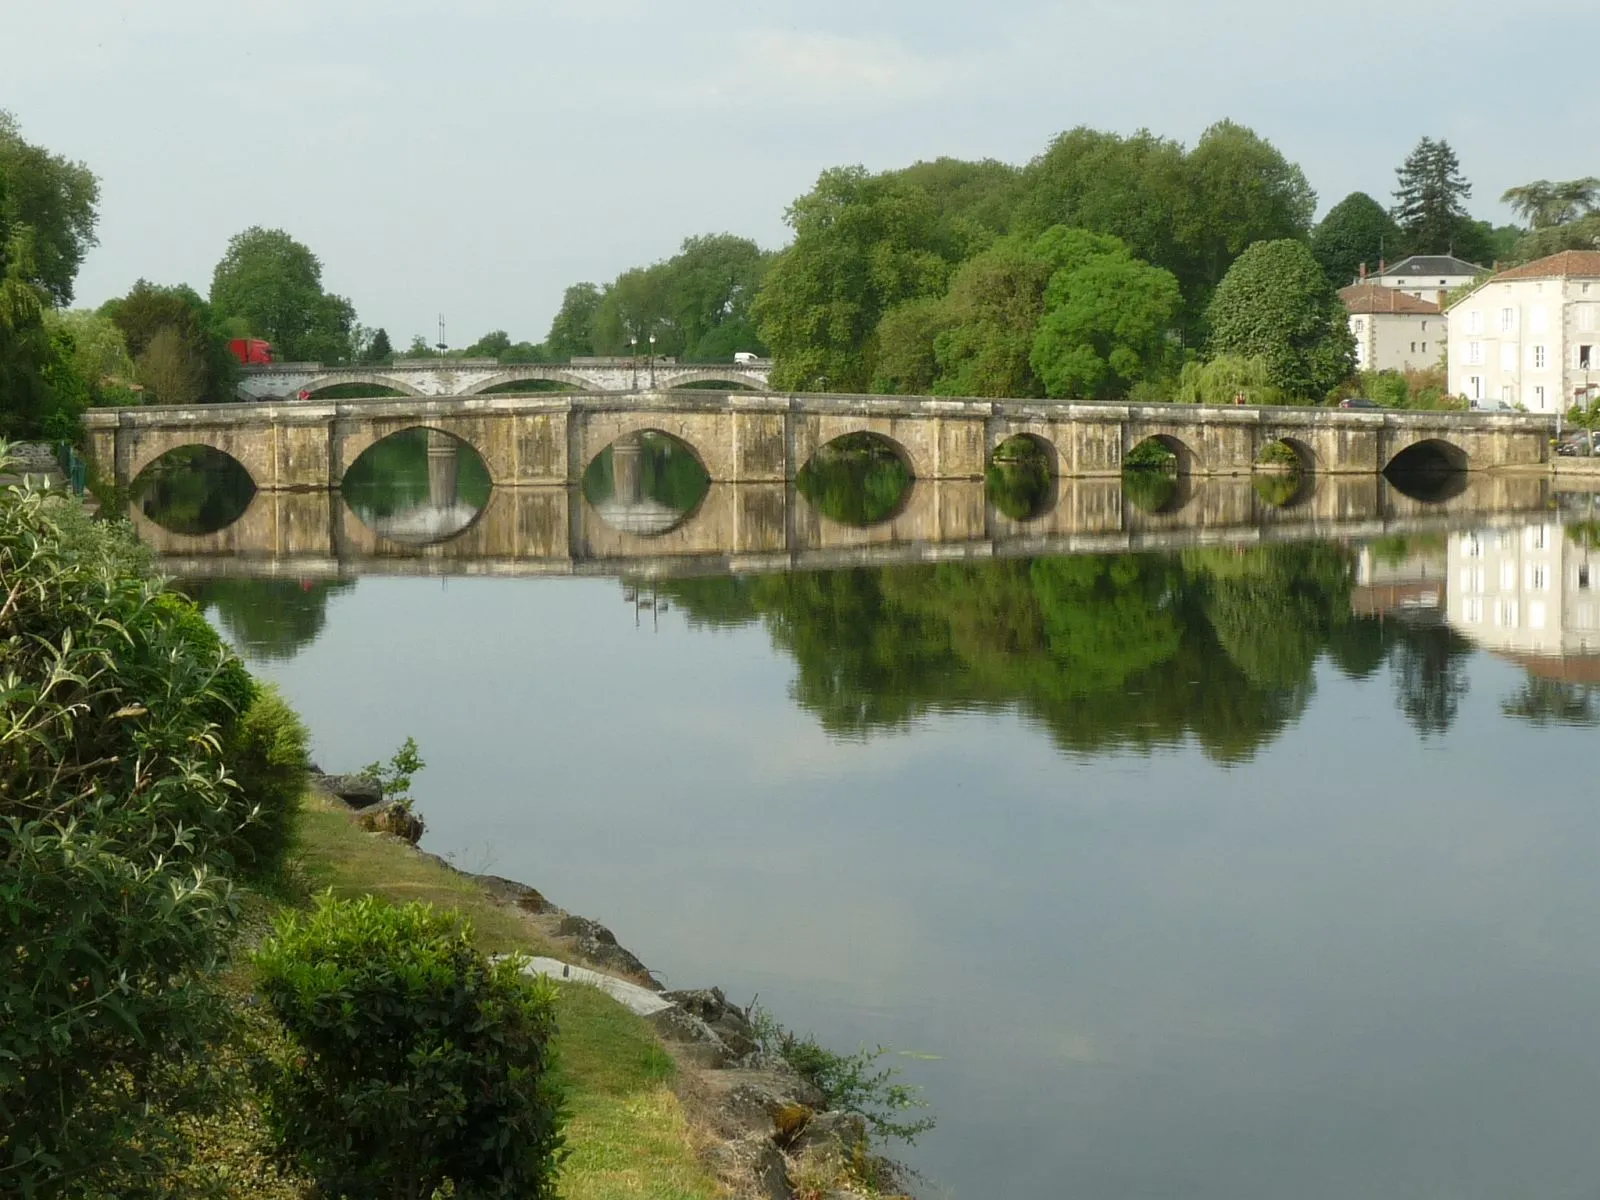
{"left": 1338, "top": 396, "right": 1383, "bottom": 409}
{"left": 1471, "top": 399, "right": 1516, "bottom": 412}
{"left": 1557, "top": 433, "right": 1597, "bottom": 456}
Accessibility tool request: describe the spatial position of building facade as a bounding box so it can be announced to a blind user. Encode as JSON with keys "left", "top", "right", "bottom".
{"left": 1447, "top": 523, "right": 1599, "bottom": 657}
{"left": 1371, "top": 255, "right": 1487, "bottom": 307}
{"left": 1446, "top": 251, "right": 1600, "bottom": 412}
{"left": 1341, "top": 284, "right": 1443, "bottom": 373}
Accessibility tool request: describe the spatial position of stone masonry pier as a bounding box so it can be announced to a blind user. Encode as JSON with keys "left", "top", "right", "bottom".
{"left": 83, "top": 392, "right": 1555, "bottom": 493}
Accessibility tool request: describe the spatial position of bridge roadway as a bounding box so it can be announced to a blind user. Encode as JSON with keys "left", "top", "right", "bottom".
{"left": 84, "top": 390, "right": 1555, "bottom": 492}
{"left": 133, "top": 472, "right": 1555, "bottom": 582}
{"left": 234, "top": 358, "right": 773, "bottom": 401}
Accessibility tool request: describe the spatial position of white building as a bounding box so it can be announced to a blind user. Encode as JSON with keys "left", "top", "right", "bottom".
{"left": 1447, "top": 523, "right": 1599, "bottom": 657}
{"left": 1446, "top": 251, "right": 1600, "bottom": 412}
{"left": 1340, "top": 283, "right": 1443, "bottom": 372}
{"left": 1370, "top": 255, "right": 1487, "bottom": 307}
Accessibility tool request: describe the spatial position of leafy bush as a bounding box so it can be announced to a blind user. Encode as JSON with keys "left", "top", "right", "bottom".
{"left": 361, "top": 734, "right": 425, "bottom": 813}
{"left": 223, "top": 684, "right": 310, "bottom": 880}
{"left": 0, "top": 484, "right": 253, "bottom": 1194}
{"left": 254, "top": 894, "right": 565, "bottom": 1200}
{"left": 748, "top": 1004, "right": 934, "bottom": 1144}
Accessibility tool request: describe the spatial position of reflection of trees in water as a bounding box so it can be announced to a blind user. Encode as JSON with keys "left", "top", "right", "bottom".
{"left": 1502, "top": 677, "right": 1600, "bottom": 727}
{"left": 1122, "top": 469, "right": 1178, "bottom": 513}
{"left": 133, "top": 447, "right": 256, "bottom": 535}
{"left": 342, "top": 429, "right": 491, "bottom": 520}
{"left": 181, "top": 577, "right": 356, "bottom": 662}
{"left": 795, "top": 435, "right": 912, "bottom": 526}
{"left": 1389, "top": 623, "right": 1473, "bottom": 736}
{"left": 649, "top": 543, "right": 1376, "bottom": 763}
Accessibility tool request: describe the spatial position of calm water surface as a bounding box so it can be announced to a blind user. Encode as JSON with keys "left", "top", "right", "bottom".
{"left": 142, "top": 440, "right": 1600, "bottom": 1199}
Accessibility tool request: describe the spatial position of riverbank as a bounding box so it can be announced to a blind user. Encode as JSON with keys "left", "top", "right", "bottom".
{"left": 231, "top": 784, "right": 909, "bottom": 1200}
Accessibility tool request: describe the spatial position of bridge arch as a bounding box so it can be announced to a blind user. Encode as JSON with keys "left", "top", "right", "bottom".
{"left": 990, "top": 431, "right": 1060, "bottom": 477}
{"left": 463, "top": 367, "right": 608, "bottom": 395}
{"left": 1126, "top": 431, "right": 1204, "bottom": 476}
{"left": 1256, "top": 433, "right": 1321, "bottom": 474}
{"left": 657, "top": 367, "right": 771, "bottom": 392}
{"left": 336, "top": 422, "right": 497, "bottom": 488}
{"left": 1383, "top": 436, "right": 1470, "bottom": 476}
{"left": 294, "top": 372, "right": 426, "bottom": 398}
{"left": 124, "top": 433, "right": 274, "bottom": 491}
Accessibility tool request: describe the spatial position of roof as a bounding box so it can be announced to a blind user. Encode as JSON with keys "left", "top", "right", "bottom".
{"left": 1339, "top": 283, "right": 1442, "bottom": 315}
{"left": 1377, "top": 254, "right": 1487, "bottom": 278}
{"left": 1490, "top": 250, "right": 1600, "bottom": 282}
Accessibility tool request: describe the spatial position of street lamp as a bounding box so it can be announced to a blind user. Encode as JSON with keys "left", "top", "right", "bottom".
{"left": 648, "top": 333, "right": 657, "bottom": 389}
{"left": 628, "top": 335, "right": 638, "bottom": 391}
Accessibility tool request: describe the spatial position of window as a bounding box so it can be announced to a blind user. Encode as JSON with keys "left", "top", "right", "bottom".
{"left": 1468, "top": 341, "right": 1485, "bottom": 364}
{"left": 1499, "top": 307, "right": 1515, "bottom": 332}
{"left": 1528, "top": 564, "right": 1549, "bottom": 591}
{"left": 1501, "top": 384, "right": 1514, "bottom": 402}
{"left": 1533, "top": 345, "right": 1548, "bottom": 370}
{"left": 1496, "top": 599, "right": 1520, "bottom": 627}
{"left": 1421, "top": 342, "right": 1428, "bottom": 353}
{"left": 1422, "top": 321, "right": 1429, "bottom": 332}
{"left": 1527, "top": 525, "right": 1549, "bottom": 551}
{"left": 1353, "top": 318, "right": 1365, "bottom": 333}
{"left": 1411, "top": 341, "right": 1418, "bottom": 353}
{"left": 1580, "top": 345, "right": 1593, "bottom": 369}
{"left": 1470, "top": 375, "right": 1483, "bottom": 400}
{"left": 1439, "top": 279, "right": 1447, "bottom": 285}
{"left": 1533, "top": 385, "right": 1547, "bottom": 408}
{"left": 1463, "top": 534, "right": 1482, "bottom": 558}
{"left": 1582, "top": 306, "right": 1597, "bottom": 332}
{"left": 1580, "top": 564, "right": 1592, "bottom": 589}
{"left": 1463, "top": 597, "right": 1484, "bottom": 623}
{"left": 1468, "top": 310, "right": 1484, "bottom": 334}
{"left": 1502, "top": 343, "right": 1518, "bottom": 371}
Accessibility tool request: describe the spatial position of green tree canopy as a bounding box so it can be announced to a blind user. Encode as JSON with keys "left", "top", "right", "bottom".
{"left": 930, "top": 236, "right": 1055, "bottom": 398}
{"left": 99, "top": 280, "right": 235, "bottom": 403}
{"left": 364, "top": 327, "right": 393, "bottom": 363}
{"left": 46, "top": 308, "right": 133, "bottom": 388}
{"left": 1311, "top": 192, "right": 1403, "bottom": 285}
{"left": 545, "top": 282, "right": 602, "bottom": 359}
{"left": 754, "top": 166, "right": 956, "bottom": 391}
{"left": 1029, "top": 232, "right": 1181, "bottom": 399}
{"left": 1391, "top": 137, "right": 1474, "bottom": 256}
{"left": 1206, "top": 239, "right": 1355, "bottom": 400}
{"left": 209, "top": 227, "right": 356, "bottom": 362}
{"left": 0, "top": 111, "right": 99, "bottom": 306}
{"left": 1501, "top": 177, "right": 1600, "bottom": 230}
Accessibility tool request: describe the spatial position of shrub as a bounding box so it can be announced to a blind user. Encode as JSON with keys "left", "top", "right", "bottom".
{"left": 254, "top": 894, "right": 565, "bottom": 1200}
{"left": 223, "top": 684, "right": 310, "bottom": 880}
{"left": 0, "top": 485, "right": 250, "bottom": 1193}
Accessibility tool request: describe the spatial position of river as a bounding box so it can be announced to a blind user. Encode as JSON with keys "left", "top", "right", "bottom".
{"left": 133, "top": 432, "right": 1600, "bottom": 1199}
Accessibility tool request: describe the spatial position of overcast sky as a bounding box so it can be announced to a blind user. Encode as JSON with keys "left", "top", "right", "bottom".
{"left": 7, "top": 0, "right": 1590, "bottom": 345}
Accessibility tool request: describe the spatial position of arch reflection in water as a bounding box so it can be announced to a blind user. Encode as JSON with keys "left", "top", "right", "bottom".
{"left": 582, "top": 430, "right": 710, "bottom": 536}
{"left": 987, "top": 435, "right": 1055, "bottom": 521}
{"left": 131, "top": 445, "right": 257, "bottom": 535}
{"left": 342, "top": 428, "right": 492, "bottom": 545}
{"left": 1384, "top": 439, "right": 1472, "bottom": 503}
{"left": 795, "top": 432, "right": 913, "bottom": 527}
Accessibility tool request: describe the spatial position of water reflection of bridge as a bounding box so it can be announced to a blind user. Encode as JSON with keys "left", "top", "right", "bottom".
{"left": 132, "top": 471, "right": 1558, "bottom": 580}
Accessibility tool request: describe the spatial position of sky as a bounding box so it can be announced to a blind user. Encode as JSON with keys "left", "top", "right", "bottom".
{"left": 5, "top": 0, "right": 1592, "bottom": 346}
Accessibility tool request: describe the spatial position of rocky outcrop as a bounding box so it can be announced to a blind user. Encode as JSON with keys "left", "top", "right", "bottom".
{"left": 355, "top": 801, "right": 425, "bottom": 844}
{"left": 315, "top": 772, "right": 383, "bottom": 809}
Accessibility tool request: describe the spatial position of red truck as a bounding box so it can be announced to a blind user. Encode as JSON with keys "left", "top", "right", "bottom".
{"left": 227, "top": 338, "right": 273, "bottom": 365}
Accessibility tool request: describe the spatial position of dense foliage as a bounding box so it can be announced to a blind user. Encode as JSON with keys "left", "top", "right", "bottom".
{"left": 1311, "top": 192, "right": 1403, "bottom": 286}
{"left": 0, "top": 487, "right": 251, "bottom": 1194}
{"left": 209, "top": 226, "right": 357, "bottom": 363}
{"left": 254, "top": 895, "right": 565, "bottom": 1200}
{"left": 1206, "top": 240, "right": 1355, "bottom": 400}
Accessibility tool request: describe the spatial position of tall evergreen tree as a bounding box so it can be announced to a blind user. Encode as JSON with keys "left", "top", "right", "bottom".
{"left": 1391, "top": 138, "right": 1472, "bottom": 256}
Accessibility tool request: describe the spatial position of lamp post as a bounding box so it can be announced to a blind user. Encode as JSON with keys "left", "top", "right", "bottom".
{"left": 648, "top": 333, "right": 657, "bottom": 389}
{"left": 629, "top": 335, "right": 638, "bottom": 391}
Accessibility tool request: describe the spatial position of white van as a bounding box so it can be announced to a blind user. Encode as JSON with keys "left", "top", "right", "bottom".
{"left": 733, "top": 351, "right": 759, "bottom": 365}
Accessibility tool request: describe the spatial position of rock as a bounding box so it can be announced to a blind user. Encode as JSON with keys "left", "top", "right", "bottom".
{"left": 474, "top": 874, "right": 551, "bottom": 914}
{"left": 789, "top": 1111, "right": 867, "bottom": 1160}
{"left": 748, "top": 1137, "right": 794, "bottom": 1200}
{"left": 356, "top": 801, "right": 425, "bottom": 844}
{"left": 556, "top": 915, "right": 653, "bottom": 980}
{"left": 663, "top": 987, "right": 759, "bottom": 1060}
{"left": 316, "top": 772, "right": 383, "bottom": 809}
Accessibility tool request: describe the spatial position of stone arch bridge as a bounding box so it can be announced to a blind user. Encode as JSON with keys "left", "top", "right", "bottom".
{"left": 83, "top": 391, "right": 1554, "bottom": 492}
{"left": 236, "top": 358, "right": 773, "bottom": 400}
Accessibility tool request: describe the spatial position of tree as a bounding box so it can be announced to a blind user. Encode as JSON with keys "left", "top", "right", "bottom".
{"left": 546, "top": 282, "right": 603, "bottom": 359}
{"left": 99, "top": 280, "right": 235, "bottom": 402}
{"left": 1391, "top": 137, "right": 1473, "bottom": 256}
{"left": 872, "top": 298, "right": 956, "bottom": 395}
{"left": 930, "top": 236, "right": 1055, "bottom": 397}
{"left": 1178, "top": 120, "right": 1316, "bottom": 295}
{"left": 0, "top": 110, "right": 99, "bottom": 305}
{"left": 1029, "top": 231, "right": 1182, "bottom": 399}
{"left": 45, "top": 308, "right": 134, "bottom": 391}
{"left": 462, "top": 329, "right": 512, "bottom": 358}
{"left": 1311, "top": 192, "right": 1403, "bottom": 285}
{"left": 365, "top": 327, "right": 393, "bottom": 363}
{"left": 405, "top": 334, "right": 434, "bottom": 358}
{"left": 1206, "top": 239, "right": 1355, "bottom": 400}
{"left": 1174, "top": 353, "right": 1281, "bottom": 406}
{"left": 209, "top": 226, "right": 356, "bottom": 362}
{"left": 136, "top": 327, "right": 205, "bottom": 406}
{"left": 1501, "top": 177, "right": 1600, "bottom": 230}
{"left": 666, "top": 233, "right": 771, "bottom": 361}
{"left": 754, "top": 165, "right": 955, "bottom": 391}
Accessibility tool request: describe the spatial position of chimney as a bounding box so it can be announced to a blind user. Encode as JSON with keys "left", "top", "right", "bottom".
{"left": 1359, "top": 261, "right": 1368, "bottom": 281}
{"left": 1379, "top": 258, "right": 1387, "bottom": 275}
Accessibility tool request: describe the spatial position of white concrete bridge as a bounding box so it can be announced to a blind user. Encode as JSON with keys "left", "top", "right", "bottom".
{"left": 236, "top": 357, "right": 773, "bottom": 400}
